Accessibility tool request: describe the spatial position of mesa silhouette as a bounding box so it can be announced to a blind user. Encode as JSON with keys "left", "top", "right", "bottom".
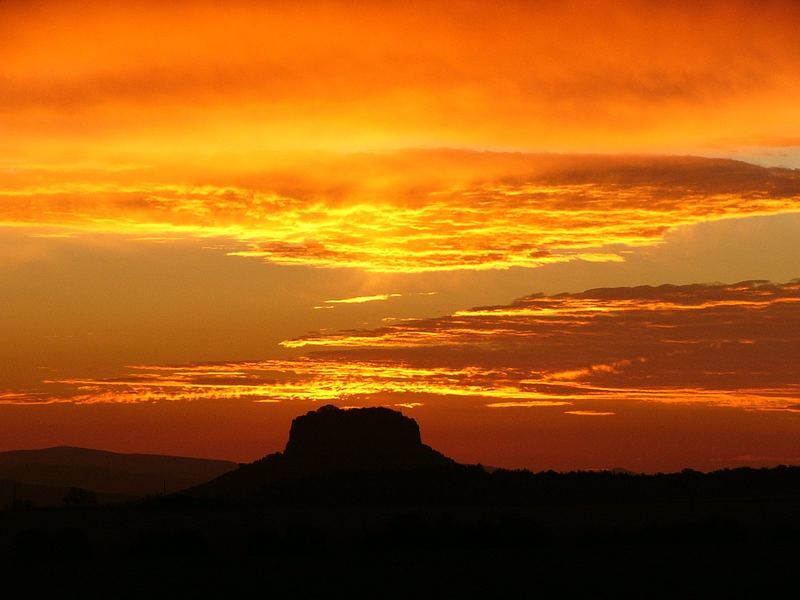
{"left": 188, "top": 405, "right": 800, "bottom": 509}
{"left": 3, "top": 404, "right": 800, "bottom": 573}
{"left": 191, "top": 405, "right": 455, "bottom": 497}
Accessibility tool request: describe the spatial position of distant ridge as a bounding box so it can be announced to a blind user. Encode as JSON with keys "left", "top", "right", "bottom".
{"left": 192, "top": 405, "right": 455, "bottom": 497}
{"left": 0, "top": 446, "right": 237, "bottom": 497}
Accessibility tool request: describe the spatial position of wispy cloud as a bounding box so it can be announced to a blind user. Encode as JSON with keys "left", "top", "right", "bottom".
{"left": 487, "top": 401, "right": 573, "bottom": 409}
{"left": 323, "top": 293, "right": 401, "bottom": 305}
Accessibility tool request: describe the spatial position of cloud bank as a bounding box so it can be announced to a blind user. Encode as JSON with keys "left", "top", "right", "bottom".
{"left": 9, "top": 279, "right": 798, "bottom": 413}
{"left": 1, "top": 152, "right": 799, "bottom": 272}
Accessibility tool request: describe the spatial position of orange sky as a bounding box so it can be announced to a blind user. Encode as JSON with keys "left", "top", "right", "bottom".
{"left": 3, "top": 0, "right": 800, "bottom": 158}
{"left": 1, "top": 0, "right": 799, "bottom": 470}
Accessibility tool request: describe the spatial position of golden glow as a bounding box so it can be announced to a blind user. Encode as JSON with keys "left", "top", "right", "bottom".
{"left": 2, "top": 0, "right": 800, "bottom": 273}
{"left": 39, "top": 360, "right": 584, "bottom": 405}
{"left": 1, "top": 153, "right": 798, "bottom": 272}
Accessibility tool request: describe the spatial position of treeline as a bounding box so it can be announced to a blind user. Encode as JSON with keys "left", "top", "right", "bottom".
{"left": 182, "top": 463, "right": 800, "bottom": 507}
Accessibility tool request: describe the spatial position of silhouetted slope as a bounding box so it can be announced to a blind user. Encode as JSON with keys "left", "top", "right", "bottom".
{"left": 190, "top": 398, "right": 800, "bottom": 503}
{"left": 0, "top": 447, "right": 236, "bottom": 496}
{"left": 3, "top": 407, "right": 800, "bottom": 573}
{"left": 192, "top": 405, "right": 455, "bottom": 497}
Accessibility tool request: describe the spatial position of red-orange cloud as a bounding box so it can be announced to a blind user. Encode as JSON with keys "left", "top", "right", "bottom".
{"left": 7, "top": 279, "right": 797, "bottom": 414}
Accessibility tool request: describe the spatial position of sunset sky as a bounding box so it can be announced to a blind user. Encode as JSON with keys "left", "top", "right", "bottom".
{"left": 2, "top": 0, "right": 799, "bottom": 471}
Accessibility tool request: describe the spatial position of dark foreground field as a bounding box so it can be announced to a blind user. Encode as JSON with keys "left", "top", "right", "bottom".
{"left": 3, "top": 408, "right": 797, "bottom": 595}
{"left": 2, "top": 465, "right": 799, "bottom": 597}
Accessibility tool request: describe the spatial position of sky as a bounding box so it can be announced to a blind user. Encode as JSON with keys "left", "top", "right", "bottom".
{"left": 1, "top": 0, "right": 799, "bottom": 471}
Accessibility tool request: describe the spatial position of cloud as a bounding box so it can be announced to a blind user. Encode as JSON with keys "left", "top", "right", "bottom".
{"left": 1, "top": 152, "right": 798, "bottom": 272}
{"left": 323, "top": 294, "right": 401, "bottom": 305}
{"left": 0, "top": 391, "right": 52, "bottom": 404}
{"left": 11, "top": 279, "right": 798, "bottom": 413}
{"left": 487, "top": 401, "right": 573, "bottom": 409}
{"left": 273, "top": 279, "right": 800, "bottom": 411}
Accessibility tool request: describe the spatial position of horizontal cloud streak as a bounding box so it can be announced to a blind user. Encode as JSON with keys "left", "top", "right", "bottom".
{"left": 1, "top": 152, "right": 799, "bottom": 272}
{"left": 10, "top": 279, "right": 798, "bottom": 414}
{"left": 324, "top": 294, "right": 401, "bottom": 305}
